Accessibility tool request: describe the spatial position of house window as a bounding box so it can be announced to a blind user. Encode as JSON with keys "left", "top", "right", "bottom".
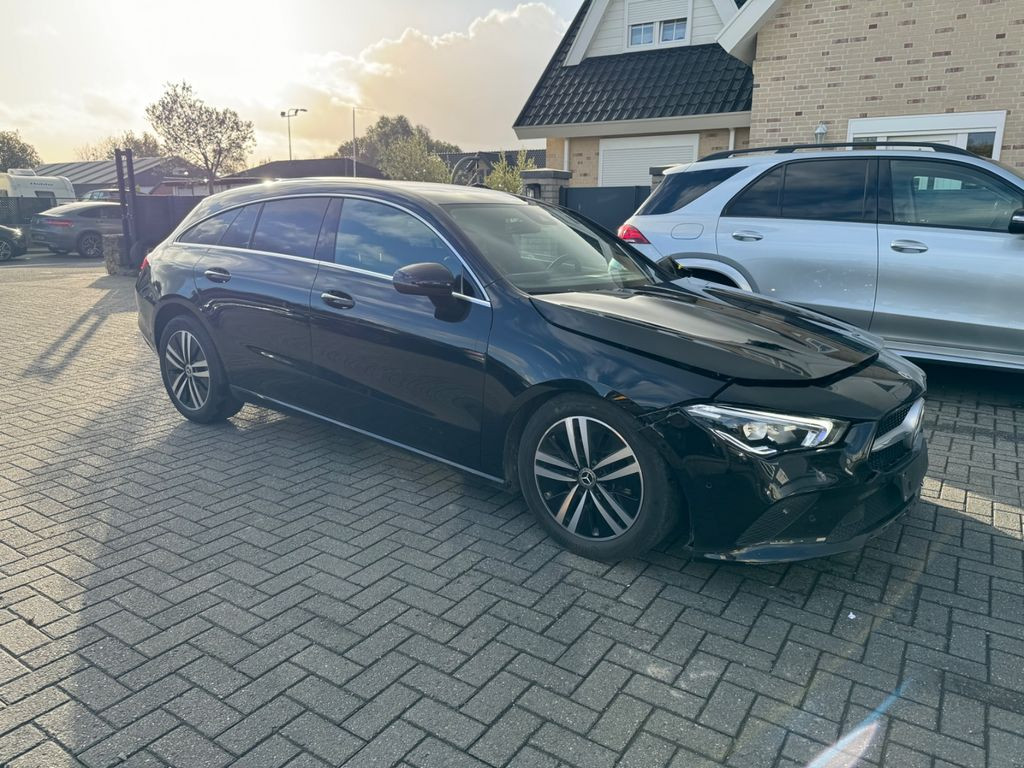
{"left": 847, "top": 111, "right": 1006, "bottom": 160}
{"left": 660, "top": 18, "right": 687, "bottom": 42}
{"left": 629, "top": 22, "right": 654, "bottom": 46}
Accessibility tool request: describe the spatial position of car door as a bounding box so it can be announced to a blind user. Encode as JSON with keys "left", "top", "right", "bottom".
{"left": 192, "top": 198, "right": 329, "bottom": 403}
{"left": 873, "top": 157, "right": 1024, "bottom": 357}
{"left": 716, "top": 158, "right": 879, "bottom": 328}
{"left": 308, "top": 197, "right": 492, "bottom": 469}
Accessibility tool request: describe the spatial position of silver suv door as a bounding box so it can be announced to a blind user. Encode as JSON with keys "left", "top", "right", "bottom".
{"left": 715, "top": 158, "right": 878, "bottom": 328}
{"left": 874, "top": 157, "right": 1024, "bottom": 359}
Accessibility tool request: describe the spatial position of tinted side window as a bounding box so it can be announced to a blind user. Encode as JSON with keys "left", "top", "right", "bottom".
{"left": 179, "top": 209, "right": 238, "bottom": 245}
{"left": 725, "top": 166, "right": 783, "bottom": 217}
{"left": 77, "top": 207, "right": 102, "bottom": 219}
{"left": 781, "top": 159, "right": 869, "bottom": 222}
{"left": 251, "top": 198, "right": 330, "bottom": 259}
{"left": 335, "top": 199, "right": 451, "bottom": 274}
{"left": 637, "top": 166, "right": 745, "bottom": 215}
{"left": 220, "top": 204, "right": 260, "bottom": 249}
{"left": 890, "top": 159, "right": 1024, "bottom": 231}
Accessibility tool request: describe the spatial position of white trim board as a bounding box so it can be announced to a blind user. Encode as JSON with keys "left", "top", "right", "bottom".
{"left": 846, "top": 111, "right": 1007, "bottom": 159}
{"left": 514, "top": 110, "right": 751, "bottom": 140}
{"left": 716, "top": 0, "right": 785, "bottom": 63}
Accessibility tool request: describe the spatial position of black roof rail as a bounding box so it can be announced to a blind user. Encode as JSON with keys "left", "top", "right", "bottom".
{"left": 699, "top": 141, "right": 976, "bottom": 162}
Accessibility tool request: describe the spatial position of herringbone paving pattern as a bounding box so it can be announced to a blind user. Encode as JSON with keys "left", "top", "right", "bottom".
{"left": 0, "top": 260, "right": 1022, "bottom": 767}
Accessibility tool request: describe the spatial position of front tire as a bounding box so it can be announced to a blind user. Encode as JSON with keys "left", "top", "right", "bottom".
{"left": 0, "top": 237, "right": 15, "bottom": 262}
{"left": 517, "top": 394, "right": 677, "bottom": 560}
{"left": 158, "top": 316, "right": 243, "bottom": 423}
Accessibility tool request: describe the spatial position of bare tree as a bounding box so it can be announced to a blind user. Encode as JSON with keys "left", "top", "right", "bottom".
{"left": 145, "top": 82, "right": 255, "bottom": 194}
{"left": 0, "top": 131, "right": 42, "bottom": 170}
{"left": 76, "top": 131, "right": 163, "bottom": 161}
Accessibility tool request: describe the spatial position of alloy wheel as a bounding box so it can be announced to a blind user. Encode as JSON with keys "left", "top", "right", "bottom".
{"left": 164, "top": 330, "right": 211, "bottom": 411}
{"left": 80, "top": 234, "right": 102, "bottom": 257}
{"left": 534, "top": 416, "right": 644, "bottom": 540}
{"left": 0, "top": 239, "right": 12, "bottom": 261}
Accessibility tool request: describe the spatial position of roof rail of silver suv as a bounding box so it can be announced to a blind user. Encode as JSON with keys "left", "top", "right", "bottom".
{"left": 700, "top": 141, "right": 976, "bottom": 162}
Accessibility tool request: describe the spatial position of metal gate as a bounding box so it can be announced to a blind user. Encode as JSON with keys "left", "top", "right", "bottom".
{"left": 558, "top": 186, "right": 650, "bottom": 232}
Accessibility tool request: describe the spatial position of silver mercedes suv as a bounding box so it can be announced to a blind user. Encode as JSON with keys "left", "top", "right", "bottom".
{"left": 620, "top": 143, "right": 1024, "bottom": 370}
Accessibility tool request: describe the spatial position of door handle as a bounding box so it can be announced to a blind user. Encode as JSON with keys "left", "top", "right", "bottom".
{"left": 203, "top": 268, "right": 231, "bottom": 283}
{"left": 890, "top": 240, "right": 928, "bottom": 253}
{"left": 320, "top": 291, "right": 355, "bottom": 310}
{"left": 731, "top": 230, "right": 763, "bottom": 242}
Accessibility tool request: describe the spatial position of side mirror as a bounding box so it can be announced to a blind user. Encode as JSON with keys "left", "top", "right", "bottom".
{"left": 1009, "top": 208, "right": 1024, "bottom": 235}
{"left": 393, "top": 262, "right": 455, "bottom": 298}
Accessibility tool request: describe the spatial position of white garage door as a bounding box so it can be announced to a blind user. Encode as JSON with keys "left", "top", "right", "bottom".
{"left": 599, "top": 134, "right": 699, "bottom": 186}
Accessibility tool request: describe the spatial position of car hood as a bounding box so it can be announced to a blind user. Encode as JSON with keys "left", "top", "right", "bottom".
{"left": 530, "top": 283, "right": 880, "bottom": 384}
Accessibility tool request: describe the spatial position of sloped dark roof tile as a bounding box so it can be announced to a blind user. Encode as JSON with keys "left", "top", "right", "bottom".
{"left": 516, "top": 0, "right": 753, "bottom": 129}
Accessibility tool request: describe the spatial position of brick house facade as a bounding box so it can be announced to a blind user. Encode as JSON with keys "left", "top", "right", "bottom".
{"left": 516, "top": 0, "right": 1023, "bottom": 187}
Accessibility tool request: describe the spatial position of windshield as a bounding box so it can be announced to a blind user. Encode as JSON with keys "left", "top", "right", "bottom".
{"left": 445, "top": 202, "right": 658, "bottom": 295}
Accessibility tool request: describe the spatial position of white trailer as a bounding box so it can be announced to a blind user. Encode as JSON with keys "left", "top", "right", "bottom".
{"left": 0, "top": 169, "right": 75, "bottom": 203}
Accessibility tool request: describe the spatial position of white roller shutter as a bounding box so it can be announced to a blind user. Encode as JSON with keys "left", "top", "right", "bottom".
{"left": 599, "top": 134, "right": 699, "bottom": 186}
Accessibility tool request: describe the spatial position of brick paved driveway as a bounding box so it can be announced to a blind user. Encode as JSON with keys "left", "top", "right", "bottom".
{"left": 1, "top": 257, "right": 1022, "bottom": 768}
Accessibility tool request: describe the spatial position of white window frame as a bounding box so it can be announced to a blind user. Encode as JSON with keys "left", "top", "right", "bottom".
{"left": 660, "top": 17, "right": 689, "bottom": 43}
{"left": 846, "top": 111, "right": 1007, "bottom": 160}
{"left": 627, "top": 21, "right": 655, "bottom": 47}
{"left": 624, "top": 0, "right": 694, "bottom": 51}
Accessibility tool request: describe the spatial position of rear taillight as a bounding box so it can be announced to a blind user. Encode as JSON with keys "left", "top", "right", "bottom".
{"left": 47, "top": 219, "right": 74, "bottom": 228}
{"left": 617, "top": 223, "right": 649, "bottom": 244}
{"left": 140, "top": 254, "right": 150, "bottom": 271}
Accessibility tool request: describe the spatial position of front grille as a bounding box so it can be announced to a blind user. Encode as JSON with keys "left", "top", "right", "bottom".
{"left": 877, "top": 403, "right": 912, "bottom": 438}
{"left": 869, "top": 442, "right": 911, "bottom": 472}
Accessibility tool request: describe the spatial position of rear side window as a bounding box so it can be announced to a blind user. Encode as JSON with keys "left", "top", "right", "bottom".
{"left": 637, "top": 166, "right": 745, "bottom": 215}
{"left": 251, "top": 198, "right": 330, "bottom": 259}
{"left": 725, "top": 160, "right": 871, "bottom": 222}
{"left": 220, "top": 204, "right": 260, "bottom": 249}
{"left": 179, "top": 209, "right": 238, "bottom": 245}
{"left": 781, "top": 159, "right": 870, "bottom": 221}
{"left": 725, "top": 166, "right": 782, "bottom": 217}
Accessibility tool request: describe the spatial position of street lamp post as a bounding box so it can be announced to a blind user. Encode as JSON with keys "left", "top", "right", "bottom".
{"left": 280, "top": 108, "right": 308, "bottom": 162}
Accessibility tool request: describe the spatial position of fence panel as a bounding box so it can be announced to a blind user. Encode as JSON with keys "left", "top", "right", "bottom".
{"left": 0, "top": 198, "right": 77, "bottom": 228}
{"left": 132, "top": 196, "right": 203, "bottom": 248}
{"left": 558, "top": 186, "right": 651, "bottom": 232}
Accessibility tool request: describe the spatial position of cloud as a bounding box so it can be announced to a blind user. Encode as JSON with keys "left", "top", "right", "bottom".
{"left": 277, "top": 3, "right": 568, "bottom": 158}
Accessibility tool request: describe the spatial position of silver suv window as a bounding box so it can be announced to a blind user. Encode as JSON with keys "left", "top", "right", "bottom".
{"left": 889, "top": 158, "right": 1024, "bottom": 232}
{"left": 725, "top": 159, "right": 873, "bottom": 222}
{"left": 637, "top": 166, "right": 745, "bottom": 215}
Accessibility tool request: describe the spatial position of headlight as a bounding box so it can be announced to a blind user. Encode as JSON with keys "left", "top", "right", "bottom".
{"left": 12, "top": 228, "right": 21, "bottom": 238}
{"left": 685, "top": 404, "right": 847, "bottom": 457}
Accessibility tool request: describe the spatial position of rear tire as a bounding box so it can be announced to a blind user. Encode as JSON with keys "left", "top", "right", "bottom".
{"left": 516, "top": 394, "right": 677, "bottom": 560}
{"left": 0, "top": 237, "right": 15, "bottom": 262}
{"left": 77, "top": 232, "right": 103, "bottom": 258}
{"left": 158, "top": 315, "right": 244, "bottom": 423}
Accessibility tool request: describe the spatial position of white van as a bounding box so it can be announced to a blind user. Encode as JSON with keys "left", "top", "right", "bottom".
{"left": 0, "top": 169, "right": 75, "bottom": 204}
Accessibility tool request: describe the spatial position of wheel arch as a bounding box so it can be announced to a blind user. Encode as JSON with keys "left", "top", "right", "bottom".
{"left": 153, "top": 299, "right": 206, "bottom": 349}
{"left": 664, "top": 253, "right": 757, "bottom": 292}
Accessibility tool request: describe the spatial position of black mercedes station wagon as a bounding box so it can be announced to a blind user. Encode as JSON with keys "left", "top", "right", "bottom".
{"left": 136, "top": 179, "right": 927, "bottom": 562}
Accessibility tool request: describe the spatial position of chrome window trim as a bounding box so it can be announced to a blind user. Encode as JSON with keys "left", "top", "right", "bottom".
{"left": 176, "top": 192, "right": 490, "bottom": 303}
{"left": 198, "top": 244, "right": 491, "bottom": 308}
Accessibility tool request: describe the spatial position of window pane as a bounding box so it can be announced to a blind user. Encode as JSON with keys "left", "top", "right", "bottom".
{"left": 725, "top": 166, "right": 783, "bottom": 218}
{"left": 629, "top": 23, "right": 653, "bottom": 45}
{"left": 781, "top": 160, "right": 869, "bottom": 221}
{"left": 637, "top": 166, "right": 745, "bottom": 215}
{"left": 251, "top": 198, "right": 329, "bottom": 258}
{"left": 891, "top": 159, "right": 1023, "bottom": 230}
{"left": 661, "top": 18, "right": 687, "bottom": 42}
{"left": 220, "top": 204, "right": 260, "bottom": 249}
{"left": 966, "top": 131, "right": 996, "bottom": 159}
{"left": 335, "top": 199, "right": 451, "bottom": 274}
{"left": 180, "top": 209, "right": 238, "bottom": 245}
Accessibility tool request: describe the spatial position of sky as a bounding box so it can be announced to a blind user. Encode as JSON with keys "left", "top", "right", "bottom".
{"left": 1, "top": 0, "right": 580, "bottom": 165}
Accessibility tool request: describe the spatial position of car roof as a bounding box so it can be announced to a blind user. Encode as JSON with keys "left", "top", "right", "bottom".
{"left": 199, "top": 178, "right": 521, "bottom": 212}
{"left": 42, "top": 201, "right": 120, "bottom": 213}
{"left": 664, "top": 148, "right": 993, "bottom": 175}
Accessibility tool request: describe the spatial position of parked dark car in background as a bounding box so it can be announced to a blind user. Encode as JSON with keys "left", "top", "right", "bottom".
{"left": 0, "top": 223, "right": 28, "bottom": 261}
{"left": 30, "top": 201, "right": 122, "bottom": 257}
{"left": 136, "top": 179, "right": 927, "bottom": 562}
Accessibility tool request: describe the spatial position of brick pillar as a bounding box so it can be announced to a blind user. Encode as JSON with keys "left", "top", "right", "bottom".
{"left": 520, "top": 168, "right": 572, "bottom": 206}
